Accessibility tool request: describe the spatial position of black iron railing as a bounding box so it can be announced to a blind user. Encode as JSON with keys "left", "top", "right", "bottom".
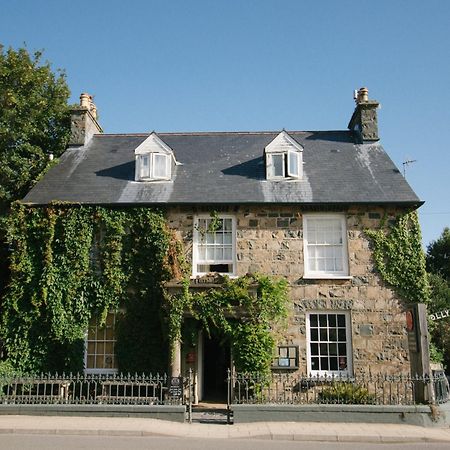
{"left": 0, "top": 372, "right": 170, "bottom": 405}
{"left": 227, "top": 370, "right": 450, "bottom": 406}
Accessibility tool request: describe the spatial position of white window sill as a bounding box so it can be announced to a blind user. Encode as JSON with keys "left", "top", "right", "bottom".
{"left": 133, "top": 179, "right": 173, "bottom": 183}
{"left": 190, "top": 274, "right": 238, "bottom": 279}
{"left": 303, "top": 275, "right": 353, "bottom": 280}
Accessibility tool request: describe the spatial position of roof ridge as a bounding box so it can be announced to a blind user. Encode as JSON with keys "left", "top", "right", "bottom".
{"left": 97, "top": 130, "right": 350, "bottom": 137}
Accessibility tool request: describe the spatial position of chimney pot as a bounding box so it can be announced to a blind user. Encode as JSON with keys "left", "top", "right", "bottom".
{"left": 80, "top": 93, "right": 91, "bottom": 108}
{"left": 357, "top": 87, "right": 369, "bottom": 103}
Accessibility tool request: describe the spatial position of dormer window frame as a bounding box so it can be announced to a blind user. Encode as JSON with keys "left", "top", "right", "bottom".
{"left": 265, "top": 131, "right": 304, "bottom": 181}
{"left": 134, "top": 132, "right": 177, "bottom": 182}
{"left": 137, "top": 152, "right": 171, "bottom": 181}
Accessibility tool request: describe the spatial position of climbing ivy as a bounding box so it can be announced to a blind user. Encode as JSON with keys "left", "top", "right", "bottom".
{"left": 365, "top": 211, "right": 430, "bottom": 304}
{"left": 2, "top": 203, "right": 173, "bottom": 373}
{"left": 3, "top": 203, "right": 288, "bottom": 376}
{"left": 167, "top": 275, "right": 289, "bottom": 375}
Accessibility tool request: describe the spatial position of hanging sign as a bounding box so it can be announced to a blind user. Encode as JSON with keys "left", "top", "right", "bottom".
{"left": 429, "top": 309, "right": 450, "bottom": 321}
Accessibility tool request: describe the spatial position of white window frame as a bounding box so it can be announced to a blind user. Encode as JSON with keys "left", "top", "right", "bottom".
{"left": 303, "top": 214, "right": 350, "bottom": 279}
{"left": 287, "top": 150, "right": 300, "bottom": 177}
{"left": 306, "top": 311, "right": 353, "bottom": 376}
{"left": 192, "top": 214, "right": 236, "bottom": 277}
{"left": 137, "top": 152, "right": 171, "bottom": 181}
{"left": 267, "top": 153, "right": 285, "bottom": 179}
{"left": 84, "top": 310, "right": 120, "bottom": 375}
{"left": 266, "top": 151, "right": 301, "bottom": 180}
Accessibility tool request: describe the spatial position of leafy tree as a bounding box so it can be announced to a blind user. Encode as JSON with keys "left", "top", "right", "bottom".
{"left": 427, "top": 228, "right": 450, "bottom": 282}
{"left": 0, "top": 45, "right": 71, "bottom": 213}
{"left": 0, "top": 45, "right": 71, "bottom": 360}
{"left": 428, "top": 273, "right": 450, "bottom": 369}
{"left": 426, "top": 228, "right": 450, "bottom": 369}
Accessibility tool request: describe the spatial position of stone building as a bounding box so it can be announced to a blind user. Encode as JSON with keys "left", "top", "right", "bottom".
{"left": 23, "top": 88, "right": 423, "bottom": 401}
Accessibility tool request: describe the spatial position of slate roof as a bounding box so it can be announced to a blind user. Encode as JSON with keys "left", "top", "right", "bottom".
{"left": 23, "top": 130, "right": 422, "bottom": 206}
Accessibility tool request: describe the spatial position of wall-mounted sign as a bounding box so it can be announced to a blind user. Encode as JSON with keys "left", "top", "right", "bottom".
{"left": 186, "top": 352, "right": 196, "bottom": 363}
{"left": 406, "top": 308, "right": 418, "bottom": 352}
{"left": 429, "top": 309, "right": 449, "bottom": 321}
{"left": 168, "top": 377, "right": 183, "bottom": 398}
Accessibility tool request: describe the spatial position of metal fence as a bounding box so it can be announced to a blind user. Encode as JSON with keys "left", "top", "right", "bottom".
{"left": 228, "top": 371, "right": 450, "bottom": 406}
{"left": 0, "top": 372, "right": 172, "bottom": 405}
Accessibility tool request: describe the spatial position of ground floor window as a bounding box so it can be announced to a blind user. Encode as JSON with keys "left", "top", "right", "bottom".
{"left": 85, "top": 310, "right": 120, "bottom": 374}
{"left": 306, "top": 311, "right": 352, "bottom": 376}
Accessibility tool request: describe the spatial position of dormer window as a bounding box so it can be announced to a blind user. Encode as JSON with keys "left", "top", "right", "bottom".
{"left": 138, "top": 153, "right": 171, "bottom": 180}
{"left": 134, "top": 132, "right": 177, "bottom": 182}
{"left": 265, "top": 131, "right": 303, "bottom": 180}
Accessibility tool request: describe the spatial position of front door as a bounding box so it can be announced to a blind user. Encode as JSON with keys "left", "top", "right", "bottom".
{"left": 202, "top": 331, "right": 230, "bottom": 402}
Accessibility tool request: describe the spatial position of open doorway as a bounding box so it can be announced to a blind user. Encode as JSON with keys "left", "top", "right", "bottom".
{"left": 202, "top": 331, "right": 231, "bottom": 402}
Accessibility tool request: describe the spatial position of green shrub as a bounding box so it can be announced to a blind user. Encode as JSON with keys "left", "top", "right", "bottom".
{"left": 318, "top": 382, "right": 375, "bottom": 404}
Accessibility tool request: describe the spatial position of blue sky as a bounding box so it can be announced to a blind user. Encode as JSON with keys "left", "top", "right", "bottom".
{"left": 1, "top": 0, "right": 449, "bottom": 247}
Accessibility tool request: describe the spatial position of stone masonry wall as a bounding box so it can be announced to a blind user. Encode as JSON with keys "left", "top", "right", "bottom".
{"left": 167, "top": 205, "right": 411, "bottom": 376}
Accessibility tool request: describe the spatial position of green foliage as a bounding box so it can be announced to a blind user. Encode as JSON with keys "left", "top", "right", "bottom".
{"left": 0, "top": 45, "right": 70, "bottom": 212}
{"left": 167, "top": 275, "right": 289, "bottom": 376}
{"left": 365, "top": 211, "right": 430, "bottom": 304}
{"left": 318, "top": 381, "right": 375, "bottom": 404}
{"left": 0, "top": 45, "right": 71, "bottom": 350}
{"left": 427, "top": 273, "right": 450, "bottom": 368}
{"left": 427, "top": 228, "right": 450, "bottom": 282}
{"left": 2, "top": 204, "right": 172, "bottom": 373}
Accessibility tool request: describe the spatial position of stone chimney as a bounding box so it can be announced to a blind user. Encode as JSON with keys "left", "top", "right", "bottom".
{"left": 348, "top": 87, "right": 380, "bottom": 142}
{"left": 68, "top": 93, "right": 103, "bottom": 146}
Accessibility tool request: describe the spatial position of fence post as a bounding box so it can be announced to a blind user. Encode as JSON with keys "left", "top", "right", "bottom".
{"left": 187, "top": 368, "right": 193, "bottom": 424}
{"left": 227, "top": 368, "right": 231, "bottom": 424}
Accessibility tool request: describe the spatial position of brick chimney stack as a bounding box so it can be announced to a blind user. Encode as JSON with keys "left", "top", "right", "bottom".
{"left": 348, "top": 87, "right": 380, "bottom": 142}
{"left": 69, "top": 93, "right": 103, "bottom": 146}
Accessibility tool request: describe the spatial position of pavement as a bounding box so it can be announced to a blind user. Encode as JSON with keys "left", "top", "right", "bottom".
{"left": 1, "top": 415, "right": 450, "bottom": 443}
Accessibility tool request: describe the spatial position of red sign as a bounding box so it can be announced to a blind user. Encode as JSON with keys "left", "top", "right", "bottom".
{"left": 406, "top": 310, "right": 414, "bottom": 332}
{"left": 186, "top": 352, "right": 196, "bottom": 363}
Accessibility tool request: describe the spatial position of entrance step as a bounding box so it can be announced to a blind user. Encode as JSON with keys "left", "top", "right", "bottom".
{"left": 191, "top": 404, "right": 232, "bottom": 424}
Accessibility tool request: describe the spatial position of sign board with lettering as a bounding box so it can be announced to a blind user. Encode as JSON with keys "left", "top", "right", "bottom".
{"left": 168, "top": 377, "right": 183, "bottom": 398}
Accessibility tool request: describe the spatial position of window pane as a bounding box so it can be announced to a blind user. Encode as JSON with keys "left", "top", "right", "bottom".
{"left": 311, "top": 343, "right": 319, "bottom": 356}
{"left": 153, "top": 154, "right": 168, "bottom": 178}
{"left": 337, "top": 314, "right": 346, "bottom": 327}
{"left": 272, "top": 154, "right": 284, "bottom": 177}
{"left": 320, "top": 357, "right": 329, "bottom": 370}
{"left": 310, "top": 314, "right": 318, "bottom": 327}
{"left": 311, "top": 357, "right": 319, "bottom": 370}
{"left": 329, "top": 357, "right": 338, "bottom": 370}
{"left": 329, "top": 328, "right": 337, "bottom": 341}
{"left": 288, "top": 151, "right": 299, "bottom": 177}
{"left": 338, "top": 329, "right": 346, "bottom": 341}
{"left": 140, "top": 155, "right": 150, "bottom": 178}
{"left": 223, "top": 247, "right": 232, "bottom": 261}
{"left": 338, "top": 343, "right": 347, "bottom": 356}
{"left": 310, "top": 329, "right": 318, "bottom": 341}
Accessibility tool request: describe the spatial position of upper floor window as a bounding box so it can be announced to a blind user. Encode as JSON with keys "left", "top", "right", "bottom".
{"left": 193, "top": 215, "right": 236, "bottom": 276}
{"left": 303, "top": 214, "right": 349, "bottom": 278}
{"left": 265, "top": 131, "right": 303, "bottom": 180}
{"left": 134, "top": 132, "right": 176, "bottom": 182}
{"left": 138, "top": 152, "right": 171, "bottom": 180}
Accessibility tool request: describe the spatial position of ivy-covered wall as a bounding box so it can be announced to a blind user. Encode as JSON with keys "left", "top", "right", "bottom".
{"left": 2, "top": 203, "right": 173, "bottom": 373}
{"left": 2, "top": 203, "right": 429, "bottom": 376}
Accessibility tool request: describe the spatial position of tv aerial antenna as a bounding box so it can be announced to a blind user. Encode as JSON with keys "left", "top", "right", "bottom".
{"left": 402, "top": 159, "right": 417, "bottom": 178}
